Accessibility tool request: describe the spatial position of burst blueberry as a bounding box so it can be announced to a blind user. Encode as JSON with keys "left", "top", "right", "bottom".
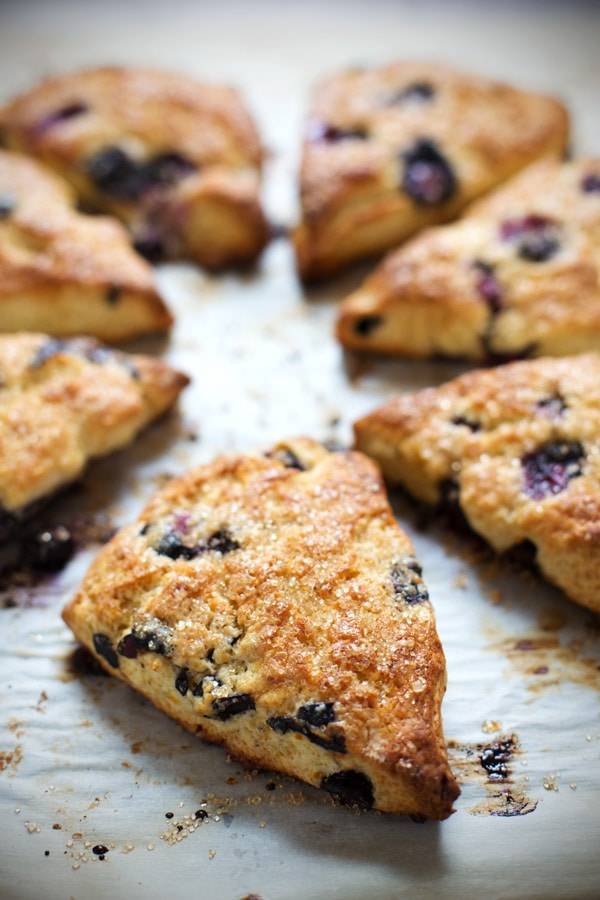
{"left": 402, "top": 139, "right": 457, "bottom": 206}
{"left": 522, "top": 441, "right": 584, "bottom": 499}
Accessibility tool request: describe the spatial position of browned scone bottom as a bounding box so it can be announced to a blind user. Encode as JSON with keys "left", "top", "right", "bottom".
{"left": 63, "top": 438, "right": 459, "bottom": 818}
{"left": 0, "top": 66, "right": 268, "bottom": 268}
{"left": 294, "top": 61, "right": 568, "bottom": 280}
{"left": 337, "top": 157, "right": 600, "bottom": 360}
{"left": 0, "top": 333, "right": 188, "bottom": 529}
{"left": 0, "top": 150, "right": 171, "bottom": 341}
{"left": 355, "top": 355, "right": 600, "bottom": 612}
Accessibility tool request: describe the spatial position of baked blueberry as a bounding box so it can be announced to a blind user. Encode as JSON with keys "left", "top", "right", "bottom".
{"left": 143, "top": 152, "right": 196, "bottom": 187}
{"left": 0, "top": 194, "right": 15, "bottom": 219}
{"left": 267, "top": 714, "right": 346, "bottom": 753}
{"left": 500, "top": 215, "right": 560, "bottom": 263}
{"left": 387, "top": 82, "right": 435, "bottom": 105}
{"left": 320, "top": 770, "right": 374, "bottom": 809}
{"left": 200, "top": 528, "right": 240, "bottom": 555}
{"left": 269, "top": 448, "right": 305, "bottom": 471}
{"left": 391, "top": 560, "right": 429, "bottom": 604}
{"left": 473, "top": 260, "right": 503, "bottom": 314}
{"left": 175, "top": 668, "right": 189, "bottom": 696}
{"left": 354, "top": 315, "right": 383, "bottom": 337}
{"left": 522, "top": 441, "right": 584, "bottom": 499}
{"left": 451, "top": 415, "right": 481, "bottom": 432}
{"left": 92, "top": 633, "right": 119, "bottom": 668}
{"left": 155, "top": 530, "right": 198, "bottom": 560}
{"left": 307, "top": 121, "right": 368, "bottom": 143}
{"left": 536, "top": 394, "right": 567, "bottom": 419}
{"left": 480, "top": 738, "right": 514, "bottom": 781}
{"left": 211, "top": 693, "right": 255, "bottom": 720}
{"left": 86, "top": 146, "right": 144, "bottom": 201}
{"left": 581, "top": 173, "right": 600, "bottom": 193}
{"left": 132, "top": 227, "right": 167, "bottom": 262}
{"left": 297, "top": 702, "right": 335, "bottom": 727}
{"left": 35, "top": 102, "right": 88, "bottom": 133}
{"left": 402, "top": 139, "right": 457, "bottom": 206}
{"left": 106, "top": 285, "right": 122, "bottom": 305}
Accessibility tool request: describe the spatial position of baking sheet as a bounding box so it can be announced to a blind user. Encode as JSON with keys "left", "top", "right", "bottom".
{"left": 1, "top": 1, "right": 600, "bottom": 898}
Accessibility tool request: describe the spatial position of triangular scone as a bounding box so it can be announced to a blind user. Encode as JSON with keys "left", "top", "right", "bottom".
{"left": 0, "top": 66, "right": 268, "bottom": 268}
{"left": 63, "top": 438, "right": 459, "bottom": 819}
{"left": 0, "top": 150, "right": 171, "bottom": 342}
{"left": 0, "top": 333, "right": 188, "bottom": 536}
{"left": 355, "top": 355, "right": 600, "bottom": 612}
{"left": 338, "top": 157, "right": 600, "bottom": 360}
{"left": 293, "top": 62, "right": 568, "bottom": 280}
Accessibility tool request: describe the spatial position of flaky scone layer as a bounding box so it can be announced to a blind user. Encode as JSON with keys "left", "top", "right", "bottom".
{"left": 0, "top": 66, "right": 268, "bottom": 268}
{"left": 338, "top": 157, "right": 600, "bottom": 359}
{"left": 63, "top": 438, "right": 458, "bottom": 819}
{"left": 0, "top": 333, "right": 187, "bottom": 516}
{"left": 355, "top": 355, "right": 600, "bottom": 612}
{"left": 0, "top": 150, "right": 171, "bottom": 341}
{"left": 294, "top": 61, "right": 568, "bottom": 280}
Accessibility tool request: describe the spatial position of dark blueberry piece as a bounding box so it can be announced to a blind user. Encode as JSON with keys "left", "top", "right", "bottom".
{"left": 267, "top": 715, "right": 346, "bottom": 753}
{"left": 320, "top": 770, "right": 374, "bottom": 809}
{"left": 139, "top": 523, "right": 151, "bottom": 536}
{"left": 473, "top": 260, "right": 503, "bottom": 314}
{"left": 201, "top": 528, "right": 240, "bottom": 555}
{"left": 30, "top": 338, "right": 67, "bottom": 368}
{"left": 92, "top": 844, "right": 109, "bottom": 856}
{"left": 0, "top": 194, "right": 15, "bottom": 219}
{"left": 133, "top": 228, "right": 167, "bottom": 262}
{"left": 451, "top": 415, "right": 481, "bottom": 432}
{"left": 354, "top": 315, "right": 383, "bottom": 337}
{"left": 92, "top": 633, "right": 119, "bottom": 668}
{"left": 117, "top": 632, "right": 142, "bottom": 659}
{"left": 499, "top": 215, "right": 560, "bottom": 263}
{"left": 22, "top": 525, "right": 74, "bottom": 572}
{"left": 581, "top": 173, "right": 600, "bottom": 193}
{"left": 155, "top": 530, "right": 198, "bottom": 560}
{"left": 307, "top": 120, "right": 369, "bottom": 143}
{"left": 522, "top": 441, "right": 584, "bottom": 500}
{"left": 401, "top": 139, "right": 457, "bottom": 206}
{"left": 536, "top": 394, "right": 567, "bottom": 420}
{"left": 518, "top": 234, "right": 560, "bottom": 263}
{"left": 390, "top": 560, "right": 429, "bottom": 604}
{"left": 212, "top": 693, "right": 255, "bottom": 720}
{"left": 386, "top": 81, "right": 435, "bottom": 105}
{"left": 36, "top": 102, "right": 88, "bottom": 133}
{"left": 175, "top": 668, "right": 189, "bottom": 696}
{"left": 106, "top": 285, "right": 122, "bottom": 305}
{"left": 480, "top": 738, "right": 514, "bottom": 782}
{"left": 297, "top": 701, "right": 335, "bottom": 727}
{"left": 195, "top": 809, "right": 208, "bottom": 820}
{"left": 143, "top": 152, "right": 196, "bottom": 187}
{"left": 269, "top": 447, "right": 305, "bottom": 471}
{"left": 86, "top": 146, "right": 144, "bottom": 200}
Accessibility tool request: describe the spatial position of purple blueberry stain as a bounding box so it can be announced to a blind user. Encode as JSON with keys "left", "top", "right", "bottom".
{"left": 522, "top": 441, "right": 584, "bottom": 500}
{"left": 307, "top": 120, "right": 369, "bottom": 143}
{"left": 401, "top": 139, "right": 457, "bottom": 206}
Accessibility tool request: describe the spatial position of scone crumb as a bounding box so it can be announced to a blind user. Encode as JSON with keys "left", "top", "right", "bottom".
{"left": 208, "top": 849, "right": 216, "bottom": 860}
{"left": 481, "top": 720, "right": 502, "bottom": 734}
{"left": 542, "top": 773, "right": 559, "bottom": 791}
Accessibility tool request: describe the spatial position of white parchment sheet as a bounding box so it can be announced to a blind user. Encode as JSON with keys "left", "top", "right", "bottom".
{"left": 0, "top": 2, "right": 599, "bottom": 898}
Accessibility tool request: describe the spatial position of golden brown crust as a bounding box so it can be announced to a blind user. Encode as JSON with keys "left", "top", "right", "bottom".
{"left": 337, "top": 157, "right": 600, "bottom": 359}
{"left": 0, "top": 150, "right": 171, "bottom": 340}
{"left": 294, "top": 62, "right": 569, "bottom": 280}
{"left": 63, "top": 438, "right": 458, "bottom": 818}
{"left": 0, "top": 333, "right": 188, "bottom": 513}
{"left": 354, "top": 355, "right": 600, "bottom": 612}
{"left": 0, "top": 67, "right": 268, "bottom": 268}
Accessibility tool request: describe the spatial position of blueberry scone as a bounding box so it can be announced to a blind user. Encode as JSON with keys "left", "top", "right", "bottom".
{"left": 293, "top": 62, "right": 568, "bottom": 280}
{"left": 63, "top": 438, "right": 459, "bottom": 818}
{"left": 0, "top": 150, "right": 171, "bottom": 341}
{"left": 354, "top": 355, "right": 600, "bottom": 612}
{"left": 0, "top": 66, "right": 268, "bottom": 268}
{"left": 0, "top": 333, "right": 188, "bottom": 539}
{"left": 337, "top": 158, "right": 600, "bottom": 360}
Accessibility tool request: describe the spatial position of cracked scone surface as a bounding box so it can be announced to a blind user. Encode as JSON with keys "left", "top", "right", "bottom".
{"left": 0, "top": 150, "right": 171, "bottom": 341}
{"left": 355, "top": 355, "right": 600, "bottom": 612}
{"left": 294, "top": 61, "right": 568, "bottom": 280}
{"left": 63, "top": 438, "right": 459, "bottom": 819}
{"left": 0, "top": 66, "right": 268, "bottom": 268}
{"left": 0, "top": 333, "right": 188, "bottom": 525}
{"left": 337, "top": 157, "right": 600, "bottom": 360}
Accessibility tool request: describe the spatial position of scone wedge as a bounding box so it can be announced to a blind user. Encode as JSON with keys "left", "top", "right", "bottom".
{"left": 294, "top": 61, "right": 568, "bottom": 280}
{"left": 338, "top": 158, "right": 600, "bottom": 359}
{"left": 0, "top": 333, "right": 188, "bottom": 538}
{"left": 0, "top": 150, "right": 171, "bottom": 341}
{"left": 355, "top": 355, "right": 600, "bottom": 612}
{"left": 63, "top": 438, "right": 459, "bottom": 818}
{"left": 0, "top": 66, "right": 268, "bottom": 268}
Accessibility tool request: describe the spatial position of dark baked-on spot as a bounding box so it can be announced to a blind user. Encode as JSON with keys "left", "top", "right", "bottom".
{"left": 401, "top": 139, "right": 457, "bottom": 206}
{"left": 175, "top": 668, "right": 189, "bottom": 696}
{"left": 35, "top": 102, "right": 88, "bottom": 133}
{"left": 386, "top": 81, "right": 435, "bottom": 105}
{"left": 297, "top": 701, "right": 335, "bottom": 727}
{"left": 536, "top": 394, "right": 567, "bottom": 420}
{"left": 500, "top": 215, "right": 560, "bottom": 263}
{"left": 354, "top": 315, "right": 383, "bottom": 337}
{"left": 522, "top": 440, "right": 584, "bottom": 500}
{"left": 391, "top": 558, "right": 429, "bottom": 604}
{"left": 92, "top": 633, "right": 119, "bottom": 668}
{"left": 212, "top": 693, "right": 255, "bottom": 720}
{"left": 0, "top": 194, "right": 15, "bottom": 219}
{"left": 268, "top": 715, "right": 346, "bottom": 753}
{"left": 320, "top": 770, "right": 374, "bottom": 809}
{"left": 307, "top": 120, "right": 369, "bottom": 143}
{"left": 473, "top": 260, "right": 503, "bottom": 315}
{"left": 581, "top": 173, "right": 600, "bottom": 193}
{"left": 451, "top": 415, "right": 481, "bottom": 432}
